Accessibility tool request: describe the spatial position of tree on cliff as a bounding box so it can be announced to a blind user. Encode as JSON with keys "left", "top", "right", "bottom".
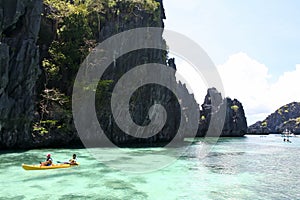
{"left": 34, "top": 0, "right": 170, "bottom": 147}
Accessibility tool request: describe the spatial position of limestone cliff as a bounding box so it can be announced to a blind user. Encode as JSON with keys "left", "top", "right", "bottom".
{"left": 248, "top": 102, "right": 300, "bottom": 134}
{"left": 88, "top": 0, "right": 199, "bottom": 146}
{"left": 0, "top": 0, "right": 247, "bottom": 149}
{"left": 0, "top": 0, "right": 196, "bottom": 148}
{"left": 197, "top": 88, "right": 247, "bottom": 137}
{"left": 0, "top": 0, "right": 42, "bottom": 149}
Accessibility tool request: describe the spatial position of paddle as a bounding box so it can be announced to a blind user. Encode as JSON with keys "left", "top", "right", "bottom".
{"left": 57, "top": 161, "right": 68, "bottom": 164}
{"left": 57, "top": 161, "right": 78, "bottom": 165}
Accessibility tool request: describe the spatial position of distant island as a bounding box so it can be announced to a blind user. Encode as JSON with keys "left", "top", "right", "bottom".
{"left": 248, "top": 102, "right": 300, "bottom": 134}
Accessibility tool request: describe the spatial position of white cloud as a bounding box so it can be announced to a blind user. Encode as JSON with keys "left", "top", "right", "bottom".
{"left": 175, "top": 58, "right": 207, "bottom": 104}
{"left": 217, "top": 53, "right": 300, "bottom": 125}
{"left": 175, "top": 52, "right": 300, "bottom": 125}
{"left": 270, "top": 64, "right": 300, "bottom": 108}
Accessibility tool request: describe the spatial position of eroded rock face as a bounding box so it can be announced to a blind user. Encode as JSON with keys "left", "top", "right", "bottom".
{"left": 278, "top": 119, "right": 300, "bottom": 134}
{"left": 0, "top": 0, "right": 42, "bottom": 149}
{"left": 197, "top": 88, "right": 247, "bottom": 137}
{"left": 248, "top": 102, "right": 300, "bottom": 134}
{"left": 0, "top": 1, "right": 247, "bottom": 149}
{"left": 79, "top": 0, "right": 200, "bottom": 147}
{"left": 247, "top": 121, "right": 271, "bottom": 134}
{"left": 222, "top": 98, "right": 247, "bottom": 136}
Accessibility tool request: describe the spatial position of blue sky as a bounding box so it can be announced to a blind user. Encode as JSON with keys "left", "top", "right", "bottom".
{"left": 163, "top": 0, "right": 300, "bottom": 124}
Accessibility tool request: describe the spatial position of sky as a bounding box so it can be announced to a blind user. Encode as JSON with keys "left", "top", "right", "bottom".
{"left": 163, "top": 0, "right": 300, "bottom": 125}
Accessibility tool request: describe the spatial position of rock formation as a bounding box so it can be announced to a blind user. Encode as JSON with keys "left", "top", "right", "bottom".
{"left": 247, "top": 121, "right": 270, "bottom": 134}
{"left": 197, "top": 88, "right": 247, "bottom": 137}
{"left": 0, "top": 0, "right": 42, "bottom": 149}
{"left": 222, "top": 97, "right": 248, "bottom": 136}
{"left": 0, "top": 0, "right": 248, "bottom": 149}
{"left": 248, "top": 102, "right": 300, "bottom": 134}
{"left": 0, "top": 0, "right": 199, "bottom": 148}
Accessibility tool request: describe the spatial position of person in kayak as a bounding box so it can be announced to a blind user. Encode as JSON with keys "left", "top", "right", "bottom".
{"left": 62, "top": 154, "right": 77, "bottom": 165}
{"left": 69, "top": 154, "right": 77, "bottom": 165}
{"left": 40, "top": 154, "right": 53, "bottom": 166}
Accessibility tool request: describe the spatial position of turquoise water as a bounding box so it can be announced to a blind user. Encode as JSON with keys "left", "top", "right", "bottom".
{"left": 0, "top": 135, "right": 299, "bottom": 200}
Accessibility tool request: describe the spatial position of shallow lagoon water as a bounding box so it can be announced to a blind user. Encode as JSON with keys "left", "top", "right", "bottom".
{"left": 0, "top": 135, "right": 299, "bottom": 200}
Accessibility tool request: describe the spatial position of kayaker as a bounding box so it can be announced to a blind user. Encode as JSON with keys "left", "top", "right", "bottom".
{"left": 69, "top": 154, "right": 77, "bottom": 165}
{"left": 40, "top": 154, "right": 53, "bottom": 166}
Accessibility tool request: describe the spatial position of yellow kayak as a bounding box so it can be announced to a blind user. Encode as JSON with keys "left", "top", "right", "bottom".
{"left": 22, "top": 163, "right": 79, "bottom": 170}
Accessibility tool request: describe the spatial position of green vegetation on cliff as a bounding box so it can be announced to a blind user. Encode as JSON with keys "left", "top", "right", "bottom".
{"left": 248, "top": 102, "right": 300, "bottom": 134}
{"left": 35, "top": 0, "right": 163, "bottom": 139}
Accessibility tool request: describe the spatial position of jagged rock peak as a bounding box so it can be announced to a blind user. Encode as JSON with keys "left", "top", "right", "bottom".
{"left": 197, "top": 88, "right": 247, "bottom": 137}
